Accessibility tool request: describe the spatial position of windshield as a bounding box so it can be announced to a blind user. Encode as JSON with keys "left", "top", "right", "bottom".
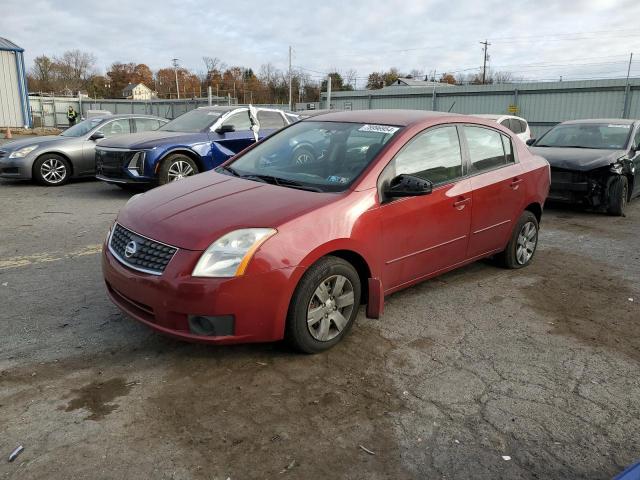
{"left": 220, "top": 121, "right": 401, "bottom": 192}
{"left": 536, "top": 123, "right": 632, "bottom": 149}
{"left": 159, "top": 109, "right": 222, "bottom": 133}
{"left": 60, "top": 118, "right": 103, "bottom": 137}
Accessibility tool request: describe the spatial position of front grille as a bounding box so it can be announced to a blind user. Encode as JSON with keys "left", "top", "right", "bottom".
{"left": 0, "top": 150, "right": 7, "bottom": 160}
{"left": 550, "top": 168, "right": 586, "bottom": 184}
{"left": 109, "top": 223, "right": 177, "bottom": 275}
{"left": 96, "top": 149, "right": 136, "bottom": 179}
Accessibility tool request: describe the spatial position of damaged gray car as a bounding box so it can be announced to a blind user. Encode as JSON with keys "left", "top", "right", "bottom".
{"left": 528, "top": 119, "right": 640, "bottom": 216}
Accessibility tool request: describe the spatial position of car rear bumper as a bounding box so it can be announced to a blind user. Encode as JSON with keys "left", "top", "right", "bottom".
{"left": 102, "top": 244, "right": 301, "bottom": 344}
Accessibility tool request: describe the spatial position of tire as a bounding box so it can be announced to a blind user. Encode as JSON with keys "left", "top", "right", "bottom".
{"left": 33, "top": 154, "right": 71, "bottom": 186}
{"left": 285, "top": 256, "right": 361, "bottom": 354}
{"left": 606, "top": 175, "right": 628, "bottom": 216}
{"left": 158, "top": 154, "right": 199, "bottom": 185}
{"left": 495, "top": 211, "right": 539, "bottom": 269}
{"left": 292, "top": 146, "right": 315, "bottom": 166}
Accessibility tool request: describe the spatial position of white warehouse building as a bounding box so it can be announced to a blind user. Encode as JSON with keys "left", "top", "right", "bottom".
{"left": 0, "top": 37, "right": 31, "bottom": 128}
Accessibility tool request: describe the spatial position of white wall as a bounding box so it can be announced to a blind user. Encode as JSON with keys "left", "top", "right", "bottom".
{"left": 0, "top": 50, "right": 25, "bottom": 127}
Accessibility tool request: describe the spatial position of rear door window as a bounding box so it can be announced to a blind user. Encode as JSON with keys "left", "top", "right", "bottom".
{"left": 392, "top": 125, "right": 463, "bottom": 185}
{"left": 257, "top": 111, "right": 286, "bottom": 129}
{"left": 98, "top": 118, "right": 132, "bottom": 137}
{"left": 134, "top": 118, "right": 162, "bottom": 132}
{"left": 464, "top": 126, "right": 513, "bottom": 172}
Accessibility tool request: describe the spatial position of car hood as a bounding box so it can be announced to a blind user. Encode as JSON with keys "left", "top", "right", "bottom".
{"left": 116, "top": 171, "right": 338, "bottom": 250}
{"left": 529, "top": 147, "right": 626, "bottom": 171}
{"left": 0, "top": 135, "right": 66, "bottom": 151}
{"left": 97, "top": 131, "right": 209, "bottom": 149}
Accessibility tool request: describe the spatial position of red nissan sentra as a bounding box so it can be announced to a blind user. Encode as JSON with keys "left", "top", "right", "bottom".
{"left": 102, "top": 110, "right": 549, "bottom": 353}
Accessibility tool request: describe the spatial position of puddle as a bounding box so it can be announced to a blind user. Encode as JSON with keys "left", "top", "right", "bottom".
{"left": 62, "top": 378, "right": 133, "bottom": 420}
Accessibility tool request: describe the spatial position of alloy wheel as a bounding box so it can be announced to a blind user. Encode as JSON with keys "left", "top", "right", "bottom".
{"left": 167, "top": 160, "right": 195, "bottom": 182}
{"left": 516, "top": 221, "right": 537, "bottom": 265}
{"left": 41, "top": 158, "right": 67, "bottom": 184}
{"left": 307, "top": 274, "right": 355, "bottom": 342}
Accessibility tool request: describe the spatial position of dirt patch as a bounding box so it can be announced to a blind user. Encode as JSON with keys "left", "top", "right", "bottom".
{"left": 62, "top": 378, "right": 133, "bottom": 420}
{"left": 521, "top": 248, "right": 639, "bottom": 361}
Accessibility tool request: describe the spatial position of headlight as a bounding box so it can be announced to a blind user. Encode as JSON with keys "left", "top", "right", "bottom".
{"left": 9, "top": 145, "right": 38, "bottom": 158}
{"left": 192, "top": 228, "right": 276, "bottom": 278}
{"left": 127, "top": 151, "right": 146, "bottom": 176}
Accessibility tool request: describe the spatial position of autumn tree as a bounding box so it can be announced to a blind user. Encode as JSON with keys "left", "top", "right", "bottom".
{"left": 439, "top": 73, "right": 456, "bottom": 84}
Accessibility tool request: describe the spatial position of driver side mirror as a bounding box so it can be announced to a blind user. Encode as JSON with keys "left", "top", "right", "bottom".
{"left": 215, "top": 124, "right": 235, "bottom": 134}
{"left": 89, "top": 131, "right": 105, "bottom": 141}
{"left": 384, "top": 174, "right": 433, "bottom": 198}
{"left": 525, "top": 138, "right": 536, "bottom": 146}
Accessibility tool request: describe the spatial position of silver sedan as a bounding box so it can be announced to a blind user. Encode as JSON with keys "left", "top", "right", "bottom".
{"left": 0, "top": 114, "right": 168, "bottom": 186}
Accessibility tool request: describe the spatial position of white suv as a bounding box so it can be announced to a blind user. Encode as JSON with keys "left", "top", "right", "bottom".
{"left": 472, "top": 114, "right": 531, "bottom": 142}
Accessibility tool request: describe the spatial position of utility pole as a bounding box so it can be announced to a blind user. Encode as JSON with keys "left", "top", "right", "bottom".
{"left": 326, "top": 74, "right": 332, "bottom": 109}
{"left": 622, "top": 52, "right": 633, "bottom": 118}
{"left": 172, "top": 58, "right": 180, "bottom": 99}
{"left": 480, "top": 40, "right": 491, "bottom": 84}
{"left": 288, "top": 45, "right": 293, "bottom": 111}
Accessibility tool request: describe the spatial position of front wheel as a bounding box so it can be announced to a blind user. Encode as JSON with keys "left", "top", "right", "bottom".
{"left": 286, "top": 256, "right": 361, "bottom": 353}
{"left": 33, "top": 154, "right": 71, "bottom": 186}
{"left": 495, "top": 211, "right": 539, "bottom": 269}
{"left": 158, "top": 154, "right": 199, "bottom": 185}
{"left": 607, "top": 175, "right": 628, "bottom": 216}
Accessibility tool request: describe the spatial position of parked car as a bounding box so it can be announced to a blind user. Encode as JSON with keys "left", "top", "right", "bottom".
{"left": 528, "top": 118, "right": 640, "bottom": 215}
{"left": 472, "top": 114, "right": 531, "bottom": 142}
{"left": 95, "top": 106, "right": 294, "bottom": 187}
{"left": 102, "top": 110, "right": 549, "bottom": 353}
{"left": 0, "top": 114, "right": 168, "bottom": 186}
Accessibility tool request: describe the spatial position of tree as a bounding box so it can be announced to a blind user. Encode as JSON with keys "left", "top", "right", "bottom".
{"left": 53, "top": 49, "right": 96, "bottom": 92}
{"left": 439, "top": 73, "right": 456, "bottom": 85}
{"left": 29, "top": 55, "right": 56, "bottom": 92}
{"left": 106, "top": 62, "right": 136, "bottom": 96}
{"left": 132, "top": 64, "right": 153, "bottom": 87}
{"left": 321, "top": 72, "right": 353, "bottom": 92}
{"left": 366, "top": 72, "right": 385, "bottom": 90}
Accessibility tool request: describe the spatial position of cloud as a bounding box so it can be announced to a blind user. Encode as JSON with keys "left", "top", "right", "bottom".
{"left": 4, "top": 0, "right": 640, "bottom": 82}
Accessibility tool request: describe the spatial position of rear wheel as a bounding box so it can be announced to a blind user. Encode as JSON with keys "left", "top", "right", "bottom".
{"left": 286, "top": 256, "right": 361, "bottom": 354}
{"left": 495, "top": 211, "right": 539, "bottom": 269}
{"left": 607, "top": 175, "right": 628, "bottom": 216}
{"left": 158, "top": 154, "right": 199, "bottom": 185}
{"left": 33, "top": 154, "right": 71, "bottom": 186}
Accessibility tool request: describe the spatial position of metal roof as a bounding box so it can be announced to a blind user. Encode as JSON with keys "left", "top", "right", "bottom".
{"left": 0, "top": 37, "right": 24, "bottom": 52}
{"left": 308, "top": 109, "right": 456, "bottom": 126}
{"left": 562, "top": 118, "right": 638, "bottom": 125}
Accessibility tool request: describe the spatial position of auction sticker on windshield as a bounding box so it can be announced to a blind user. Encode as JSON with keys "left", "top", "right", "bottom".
{"left": 358, "top": 124, "right": 400, "bottom": 134}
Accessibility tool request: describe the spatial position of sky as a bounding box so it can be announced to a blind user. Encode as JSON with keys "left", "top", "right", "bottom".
{"left": 4, "top": 0, "right": 640, "bottom": 85}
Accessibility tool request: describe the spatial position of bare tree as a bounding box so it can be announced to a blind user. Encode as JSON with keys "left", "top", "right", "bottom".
{"left": 30, "top": 55, "right": 56, "bottom": 92}
{"left": 54, "top": 49, "right": 96, "bottom": 92}
{"left": 343, "top": 69, "right": 358, "bottom": 89}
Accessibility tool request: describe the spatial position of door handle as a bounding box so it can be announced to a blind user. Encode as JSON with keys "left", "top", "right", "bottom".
{"left": 453, "top": 196, "right": 471, "bottom": 210}
{"left": 510, "top": 177, "right": 524, "bottom": 189}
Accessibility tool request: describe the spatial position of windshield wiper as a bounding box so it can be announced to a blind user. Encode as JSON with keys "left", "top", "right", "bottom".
{"left": 240, "top": 173, "right": 323, "bottom": 192}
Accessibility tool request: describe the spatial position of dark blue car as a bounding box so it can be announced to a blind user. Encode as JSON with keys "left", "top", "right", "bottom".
{"left": 95, "top": 106, "right": 295, "bottom": 187}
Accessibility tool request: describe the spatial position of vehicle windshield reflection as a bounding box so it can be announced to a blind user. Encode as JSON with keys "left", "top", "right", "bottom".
{"left": 220, "top": 121, "right": 401, "bottom": 192}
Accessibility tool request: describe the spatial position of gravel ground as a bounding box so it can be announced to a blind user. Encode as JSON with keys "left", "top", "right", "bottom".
{"left": 0, "top": 178, "right": 639, "bottom": 480}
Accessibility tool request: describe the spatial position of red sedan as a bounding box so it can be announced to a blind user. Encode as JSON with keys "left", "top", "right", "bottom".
{"left": 102, "top": 110, "right": 550, "bottom": 353}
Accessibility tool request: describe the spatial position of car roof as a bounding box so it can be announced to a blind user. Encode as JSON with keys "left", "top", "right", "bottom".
{"left": 472, "top": 114, "right": 527, "bottom": 122}
{"left": 92, "top": 114, "right": 165, "bottom": 121}
{"left": 303, "top": 109, "right": 458, "bottom": 126}
{"left": 561, "top": 118, "right": 638, "bottom": 125}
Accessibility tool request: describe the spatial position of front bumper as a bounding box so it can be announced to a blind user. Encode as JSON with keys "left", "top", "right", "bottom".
{"left": 549, "top": 168, "right": 599, "bottom": 204}
{"left": 0, "top": 156, "right": 33, "bottom": 179}
{"left": 102, "top": 244, "right": 302, "bottom": 344}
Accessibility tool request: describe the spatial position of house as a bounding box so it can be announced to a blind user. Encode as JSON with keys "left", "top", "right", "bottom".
{"left": 122, "top": 83, "right": 155, "bottom": 100}
{"left": 384, "top": 77, "right": 453, "bottom": 88}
